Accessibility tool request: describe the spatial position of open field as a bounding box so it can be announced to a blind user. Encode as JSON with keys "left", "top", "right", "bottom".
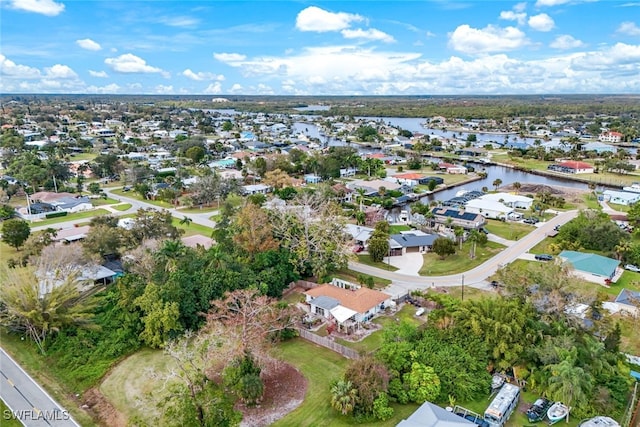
{"left": 111, "top": 203, "right": 132, "bottom": 211}
{"left": 484, "top": 220, "right": 534, "bottom": 240}
{"left": 27, "top": 209, "right": 110, "bottom": 228}
{"left": 171, "top": 217, "right": 214, "bottom": 237}
{"left": 111, "top": 189, "right": 175, "bottom": 209}
{"left": 90, "top": 197, "right": 119, "bottom": 206}
{"left": 272, "top": 339, "right": 419, "bottom": 427}
{"left": 389, "top": 224, "right": 412, "bottom": 233}
{"left": 419, "top": 241, "right": 504, "bottom": 276}
{"left": 177, "top": 206, "right": 219, "bottom": 214}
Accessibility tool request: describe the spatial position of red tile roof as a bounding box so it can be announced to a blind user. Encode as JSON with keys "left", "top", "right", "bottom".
{"left": 559, "top": 160, "right": 593, "bottom": 169}
{"left": 305, "top": 284, "right": 389, "bottom": 314}
{"left": 394, "top": 173, "right": 424, "bottom": 180}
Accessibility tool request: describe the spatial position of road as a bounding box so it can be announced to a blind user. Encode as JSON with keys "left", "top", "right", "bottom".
{"left": 349, "top": 210, "right": 579, "bottom": 295}
{"left": 0, "top": 348, "right": 80, "bottom": 427}
{"left": 30, "top": 187, "right": 217, "bottom": 233}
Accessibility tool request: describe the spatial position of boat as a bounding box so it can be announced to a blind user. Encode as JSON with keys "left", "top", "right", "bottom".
{"left": 527, "top": 398, "right": 552, "bottom": 423}
{"left": 547, "top": 402, "right": 570, "bottom": 424}
{"left": 415, "top": 307, "right": 425, "bottom": 316}
{"left": 491, "top": 373, "right": 505, "bottom": 389}
{"left": 578, "top": 417, "right": 620, "bottom": 427}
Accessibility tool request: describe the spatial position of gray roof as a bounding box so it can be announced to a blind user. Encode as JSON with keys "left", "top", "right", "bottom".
{"left": 397, "top": 402, "right": 476, "bottom": 427}
{"left": 311, "top": 296, "right": 340, "bottom": 311}
{"left": 615, "top": 289, "right": 640, "bottom": 306}
{"left": 390, "top": 233, "right": 438, "bottom": 248}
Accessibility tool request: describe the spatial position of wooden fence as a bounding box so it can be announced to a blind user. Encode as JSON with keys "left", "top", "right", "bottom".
{"left": 298, "top": 328, "right": 361, "bottom": 360}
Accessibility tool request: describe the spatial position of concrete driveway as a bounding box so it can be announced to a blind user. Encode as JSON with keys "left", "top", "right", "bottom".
{"left": 384, "top": 252, "right": 424, "bottom": 276}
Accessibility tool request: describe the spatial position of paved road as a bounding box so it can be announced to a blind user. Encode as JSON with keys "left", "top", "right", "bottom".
{"left": 350, "top": 210, "right": 579, "bottom": 295}
{"left": 0, "top": 348, "right": 80, "bottom": 427}
{"left": 30, "top": 187, "right": 217, "bottom": 233}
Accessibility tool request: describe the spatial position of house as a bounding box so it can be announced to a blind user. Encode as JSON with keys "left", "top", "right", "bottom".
{"left": 181, "top": 234, "right": 214, "bottom": 249}
{"left": 479, "top": 192, "right": 533, "bottom": 210}
{"left": 53, "top": 225, "right": 91, "bottom": 244}
{"left": 600, "top": 131, "right": 623, "bottom": 143}
{"left": 393, "top": 172, "right": 425, "bottom": 187}
{"left": 419, "top": 176, "right": 444, "bottom": 186}
{"left": 241, "top": 184, "right": 271, "bottom": 195}
{"left": 304, "top": 174, "right": 322, "bottom": 184}
{"left": 304, "top": 280, "right": 392, "bottom": 325}
{"left": 613, "top": 289, "right": 639, "bottom": 316}
{"left": 397, "top": 401, "right": 476, "bottom": 427}
{"left": 431, "top": 207, "right": 486, "bottom": 230}
{"left": 582, "top": 141, "right": 617, "bottom": 154}
{"left": 438, "top": 162, "right": 467, "bottom": 174}
{"left": 464, "top": 199, "right": 514, "bottom": 220}
{"left": 558, "top": 250, "right": 620, "bottom": 285}
{"left": 345, "top": 224, "right": 374, "bottom": 247}
{"left": 602, "top": 190, "right": 640, "bottom": 206}
{"left": 548, "top": 160, "right": 594, "bottom": 174}
{"left": 389, "top": 231, "right": 438, "bottom": 254}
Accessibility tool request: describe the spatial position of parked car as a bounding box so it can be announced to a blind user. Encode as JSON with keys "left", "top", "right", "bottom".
{"left": 625, "top": 264, "right": 640, "bottom": 272}
{"left": 535, "top": 254, "right": 553, "bottom": 261}
{"left": 523, "top": 217, "right": 539, "bottom": 224}
{"left": 352, "top": 245, "right": 364, "bottom": 253}
{"left": 527, "top": 397, "right": 552, "bottom": 423}
{"left": 480, "top": 227, "right": 489, "bottom": 234}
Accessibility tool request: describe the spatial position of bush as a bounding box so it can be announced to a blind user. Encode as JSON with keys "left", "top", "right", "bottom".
{"left": 45, "top": 211, "right": 68, "bottom": 219}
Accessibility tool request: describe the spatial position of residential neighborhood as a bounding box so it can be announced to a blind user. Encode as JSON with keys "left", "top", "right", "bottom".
{"left": 1, "top": 95, "right": 639, "bottom": 427}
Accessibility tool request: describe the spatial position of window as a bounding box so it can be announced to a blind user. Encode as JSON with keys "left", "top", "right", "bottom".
{"left": 315, "top": 307, "right": 325, "bottom": 316}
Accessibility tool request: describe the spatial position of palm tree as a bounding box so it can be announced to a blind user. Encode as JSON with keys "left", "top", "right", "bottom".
{"left": 0, "top": 265, "right": 96, "bottom": 354}
{"left": 330, "top": 379, "right": 357, "bottom": 415}
{"left": 492, "top": 178, "right": 503, "bottom": 191}
{"left": 614, "top": 241, "right": 632, "bottom": 261}
{"left": 454, "top": 226, "right": 464, "bottom": 250}
{"left": 179, "top": 216, "right": 193, "bottom": 228}
{"left": 512, "top": 181, "right": 521, "bottom": 194}
{"left": 356, "top": 188, "right": 367, "bottom": 212}
{"left": 545, "top": 356, "right": 592, "bottom": 409}
{"left": 468, "top": 229, "right": 481, "bottom": 259}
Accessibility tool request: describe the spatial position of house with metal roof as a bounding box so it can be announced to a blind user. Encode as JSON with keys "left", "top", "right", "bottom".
{"left": 613, "top": 289, "right": 639, "bottom": 316}
{"left": 602, "top": 190, "right": 640, "bottom": 206}
{"left": 465, "top": 198, "right": 514, "bottom": 220}
{"left": 432, "top": 207, "right": 486, "bottom": 230}
{"left": 397, "top": 401, "right": 476, "bottom": 427}
{"left": 390, "top": 231, "right": 438, "bottom": 254}
{"left": 558, "top": 250, "right": 620, "bottom": 285}
{"left": 479, "top": 192, "right": 534, "bottom": 210}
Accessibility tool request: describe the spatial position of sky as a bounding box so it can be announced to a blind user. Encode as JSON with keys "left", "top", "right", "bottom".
{"left": 1, "top": 0, "right": 640, "bottom": 95}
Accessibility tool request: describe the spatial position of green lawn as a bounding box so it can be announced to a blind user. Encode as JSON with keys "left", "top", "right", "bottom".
{"left": 69, "top": 152, "right": 97, "bottom": 161}
{"left": 608, "top": 203, "right": 631, "bottom": 212}
{"left": 171, "top": 217, "right": 215, "bottom": 237}
{"left": 419, "top": 241, "right": 505, "bottom": 276}
{"left": 484, "top": 220, "right": 535, "bottom": 240}
{"left": 333, "top": 269, "right": 392, "bottom": 288}
{"left": 272, "top": 339, "right": 419, "bottom": 427}
{"left": 0, "top": 241, "right": 18, "bottom": 264}
{"left": 0, "top": 331, "right": 98, "bottom": 427}
{"left": 111, "top": 203, "right": 132, "bottom": 211}
{"left": 111, "top": 189, "right": 175, "bottom": 209}
{"left": 528, "top": 237, "right": 556, "bottom": 254}
{"left": 90, "top": 197, "right": 119, "bottom": 206}
{"left": 389, "top": 224, "right": 412, "bottom": 233}
{"left": 356, "top": 254, "right": 399, "bottom": 272}
{"left": 582, "top": 193, "right": 601, "bottom": 210}
{"left": 0, "top": 399, "right": 24, "bottom": 427}
{"left": 100, "top": 348, "right": 177, "bottom": 424}
{"left": 177, "top": 206, "right": 219, "bottom": 214}
{"left": 28, "top": 209, "right": 110, "bottom": 228}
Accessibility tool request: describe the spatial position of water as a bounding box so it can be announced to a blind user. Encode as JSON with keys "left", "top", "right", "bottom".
{"left": 294, "top": 105, "right": 331, "bottom": 112}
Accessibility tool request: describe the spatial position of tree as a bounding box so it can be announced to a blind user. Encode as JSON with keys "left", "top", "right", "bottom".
{"left": 403, "top": 362, "right": 441, "bottom": 404}
{"left": 344, "top": 357, "right": 390, "bottom": 415}
{"left": 179, "top": 216, "right": 193, "bottom": 227}
{"left": 263, "top": 168, "right": 291, "bottom": 190}
{"left": 432, "top": 237, "right": 456, "bottom": 259}
{"left": 2, "top": 218, "right": 30, "bottom": 250}
{"left": 134, "top": 282, "right": 182, "bottom": 348}
{"left": 330, "top": 379, "right": 358, "bottom": 415}
{"left": 87, "top": 182, "right": 102, "bottom": 195}
{"left": 0, "top": 264, "right": 95, "bottom": 354}
{"left": 185, "top": 146, "right": 206, "bottom": 164}
{"left": 223, "top": 352, "right": 264, "bottom": 405}
{"left": 82, "top": 224, "right": 122, "bottom": 258}
{"left": 492, "top": 178, "right": 503, "bottom": 191}
{"left": 0, "top": 204, "right": 15, "bottom": 220}
{"left": 231, "top": 203, "right": 278, "bottom": 256}
{"left": 454, "top": 226, "right": 464, "bottom": 250}
{"left": 467, "top": 229, "right": 483, "bottom": 259}
{"left": 512, "top": 181, "right": 521, "bottom": 194}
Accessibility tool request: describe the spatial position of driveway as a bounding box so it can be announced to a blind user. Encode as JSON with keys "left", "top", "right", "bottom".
{"left": 384, "top": 252, "right": 424, "bottom": 276}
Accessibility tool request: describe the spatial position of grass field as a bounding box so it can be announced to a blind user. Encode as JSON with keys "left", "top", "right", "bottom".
{"left": 389, "top": 224, "right": 412, "bottom": 233}
{"left": 484, "top": 220, "right": 535, "bottom": 241}
{"left": 0, "top": 331, "right": 98, "bottom": 427}
{"left": 69, "top": 152, "right": 97, "bottom": 161}
{"left": 27, "top": 209, "right": 110, "bottom": 228}
{"left": 0, "top": 399, "right": 24, "bottom": 427}
{"left": 171, "top": 217, "right": 214, "bottom": 237}
{"left": 419, "top": 241, "right": 504, "bottom": 276}
{"left": 111, "top": 189, "right": 175, "bottom": 209}
{"left": 272, "top": 339, "right": 419, "bottom": 427}
{"left": 90, "top": 197, "right": 119, "bottom": 206}
{"left": 100, "top": 348, "right": 177, "bottom": 424}
{"left": 177, "top": 206, "right": 219, "bottom": 214}
{"left": 111, "top": 203, "right": 132, "bottom": 211}
{"left": 356, "top": 254, "right": 399, "bottom": 271}
{"left": 334, "top": 268, "right": 392, "bottom": 287}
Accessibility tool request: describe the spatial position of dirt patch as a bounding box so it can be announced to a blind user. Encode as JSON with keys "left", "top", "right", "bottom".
{"left": 82, "top": 388, "right": 127, "bottom": 427}
{"left": 502, "top": 183, "right": 588, "bottom": 203}
{"left": 238, "top": 361, "right": 308, "bottom": 427}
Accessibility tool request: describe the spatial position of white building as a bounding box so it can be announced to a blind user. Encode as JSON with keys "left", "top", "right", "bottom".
{"left": 465, "top": 199, "right": 514, "bottom": 220}
{"left": 479, "top": 192, "right": 534, "bottom": 210}
{"left": 602, "top": 190, "right": 640, "bottom": 206}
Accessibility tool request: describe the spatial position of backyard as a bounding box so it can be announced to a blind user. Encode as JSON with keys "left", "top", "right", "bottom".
{"left": 484, "top": 219, "right": 535, "bottom": 241}
{"left": 419, "top": 241, "right": 505, "bottom": 276}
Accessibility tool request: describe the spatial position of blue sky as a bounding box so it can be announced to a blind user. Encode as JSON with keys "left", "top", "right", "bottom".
{"left": 1, "top": 0, "right": 640, "bottom": 95}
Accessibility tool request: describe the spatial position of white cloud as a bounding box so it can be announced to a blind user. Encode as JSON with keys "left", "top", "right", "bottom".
{"left": 76, "top": 38, "right": 102, "bottom": 51}
{"left": 500, "top": 10, "right": 527, "bottom": 25}
{"left": 0, "top": 54, "right": 41, "bottom": 78}
{"left": 229, "top": 83, "right": 244, "bottom": 93}
{"left": 203, "top": 82, "right": 222, "bottom": 94}
{"left": 86, "top": 83, "right": 120, "bottom": 94}
{"left": 295, "top": 6, "right": 364, "bottom": 32}
{"left": 44, "top": 64, "right": 77, "bottom": 79}
{"left": 514, "top": 2, "right": 528, "bottom": 12}
{"left": 214, "top": 52, "right": 247, "bottom": 63}
{"left": 157, "top": 16, "right": 199, "bottom": 27}
{"left": 448, "top": 25, "right": 528, "bottom": 54}
{"left": 105, "top": 54, "right": 165, "bottom": 74}
{"left": 535, "top": 0, "right": 571, "bottom": 6}
{"left": 8, "top": 0, "right": 64, "bottom": 16}
{"left": 528, "top": 13, "right": 555, "bottom": 31}
{"left": 154, "top": 84, "right": 174, "bottom": 94}
{"left": 617, "top": 21, "right": 640, "bottom": 36}
{"left": 89, "top": 70, "right": 108, "bottom": 78}
{"left": 182, "top": 69, "right": 224, "bottom": 81}
{"left": 341, "top": 28, "right": 395, "bottom": 43}
{"left": 550, "top": 35, "right": 584, "bottom": 49}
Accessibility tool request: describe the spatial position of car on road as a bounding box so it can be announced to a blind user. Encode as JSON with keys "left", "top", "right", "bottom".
{"left": 625, "top": 264, "right": 640, "bottom": 272}
{"left": 535, "top": 254, "right": 553, "bottom": 261}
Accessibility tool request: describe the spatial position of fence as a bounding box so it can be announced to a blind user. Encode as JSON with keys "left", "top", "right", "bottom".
{"left": 297, "top": 328, "right": 361, "bottom": 360}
